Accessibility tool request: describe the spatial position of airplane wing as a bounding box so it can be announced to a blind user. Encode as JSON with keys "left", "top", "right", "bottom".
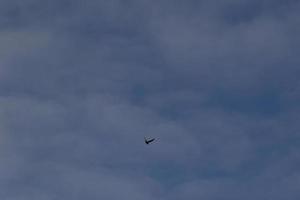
{"left": 148, "top": 138, "right": 155, "bottom": 143}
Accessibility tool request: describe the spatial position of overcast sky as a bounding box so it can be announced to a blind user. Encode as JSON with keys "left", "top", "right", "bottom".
{"left": 1, "top": 0, "right": 300, "bottom": 199}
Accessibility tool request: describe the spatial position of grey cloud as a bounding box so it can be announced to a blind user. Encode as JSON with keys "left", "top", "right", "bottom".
{"left": 0, "top": 0, "right": 300, "bottom": 199}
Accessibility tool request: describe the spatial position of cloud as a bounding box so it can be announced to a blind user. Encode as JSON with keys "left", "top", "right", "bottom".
{"left": 0, "top": 0, "right": 300, "bottom": 199}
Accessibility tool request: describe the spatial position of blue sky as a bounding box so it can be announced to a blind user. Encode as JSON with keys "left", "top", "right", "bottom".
{"left": 0, "top": 0, "right": 300, "bottom": 199}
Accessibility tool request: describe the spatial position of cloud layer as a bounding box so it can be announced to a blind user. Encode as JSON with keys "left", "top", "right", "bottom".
{"left": 1, "top": 0, "right": 300, "bottom": 199}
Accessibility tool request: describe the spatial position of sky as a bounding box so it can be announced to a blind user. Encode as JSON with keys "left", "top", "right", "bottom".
{"left": 0, "top": 0, "right": 300, "bottom": 199}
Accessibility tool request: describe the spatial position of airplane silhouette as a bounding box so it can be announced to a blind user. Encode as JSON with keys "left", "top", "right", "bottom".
{"left": 144, "top": 137, "right": 155, "bottom": 144}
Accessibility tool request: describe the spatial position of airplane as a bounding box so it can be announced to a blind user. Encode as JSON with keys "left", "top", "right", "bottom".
{"left": 144, "top": 137, "right": 155, "bottom": 145}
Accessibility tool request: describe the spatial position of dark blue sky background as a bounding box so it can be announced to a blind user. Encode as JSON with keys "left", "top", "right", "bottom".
{"left": 1, "top": 0, "right": 300, "bottom": 199}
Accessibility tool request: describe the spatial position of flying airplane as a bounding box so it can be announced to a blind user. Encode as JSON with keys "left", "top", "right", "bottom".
{"left": 144, "top": 137, "right": 155, "bottom": 145}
